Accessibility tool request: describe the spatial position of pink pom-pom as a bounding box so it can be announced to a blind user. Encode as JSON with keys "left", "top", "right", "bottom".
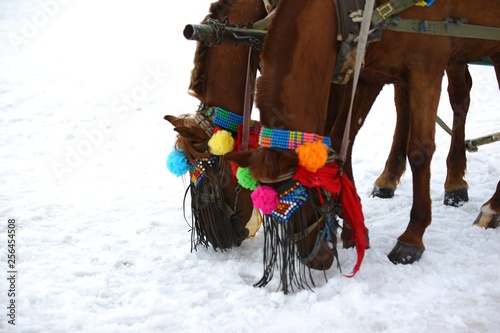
{"left": 251, "top": 185, "right": 279, "bottom": 215}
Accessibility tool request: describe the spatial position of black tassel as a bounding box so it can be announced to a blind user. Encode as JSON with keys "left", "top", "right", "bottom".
{"left": 254, "top": 187, "right": 342, "bottom": 293}
{"left": 184, "top": 158, "right": 247, "bottom": 252}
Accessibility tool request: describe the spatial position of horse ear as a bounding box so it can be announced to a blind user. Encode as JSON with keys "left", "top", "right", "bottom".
{"left": 174, "top": 126, "right": 208, "bottom": 141}
{"left": 224, "top": 151, "right": 253, "bottom": 167}
{"left": 163, "top": 116, "right": 186, "bottom": 127}
{"left": 164, "top": 115, "right": 183, "bottom": 127}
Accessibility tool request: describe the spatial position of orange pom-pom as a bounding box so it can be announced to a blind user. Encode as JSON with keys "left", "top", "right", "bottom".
{"left": 295, "top": 141, "right": 328, "bottom": 173}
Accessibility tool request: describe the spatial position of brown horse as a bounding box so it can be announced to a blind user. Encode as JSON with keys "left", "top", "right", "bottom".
{"left": 244, "top": 0, "right": 500, "bottom": 264}
{"left": 371, "top": 59, "right": 500, "bottom": 207}
{"left": 164, "top": 0, "right": 267, "bottom": 251}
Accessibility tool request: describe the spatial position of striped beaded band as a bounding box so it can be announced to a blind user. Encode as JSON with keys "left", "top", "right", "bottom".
{"left": 213, "top": 106, "right": 262, "bottom": 134}
{"left": 195, "top": 104, "right": 216, "bottom": 136}
{"left": 213, "top": 107, "right": 243, "bottom": 132}
{"left": 258, "top": 126, "right": 332, "bottom": 150}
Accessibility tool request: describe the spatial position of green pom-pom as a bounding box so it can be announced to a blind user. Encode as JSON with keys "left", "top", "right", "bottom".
{"left": 236, "top": 167, "right": 258, "bottom": 190}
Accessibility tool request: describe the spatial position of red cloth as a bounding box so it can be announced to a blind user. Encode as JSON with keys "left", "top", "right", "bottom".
{"left": 293, "top": 162, "right": 367, "bottom": 276}
{"left": 339, "top": 172, "right": 368, "bottom": 277}
{"left": 229, "top": 124, "right": 260, "bottom": 182}
{"left": 234, "top": 124, "right": 260, "bottom": 152}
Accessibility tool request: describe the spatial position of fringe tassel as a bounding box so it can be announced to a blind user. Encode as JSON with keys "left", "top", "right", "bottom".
{"left": 254, "top": 188, "right": 341, "bottom": 293}
{"left": 186, "top": 158, "right": 247, "bottom": 251}
{"left": 253, "top": 211, "right": 313, "bottom": 293}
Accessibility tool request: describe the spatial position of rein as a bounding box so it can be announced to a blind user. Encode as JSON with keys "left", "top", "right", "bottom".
{"left": 242, "top": 48, "right": 254, "bottom": 151}
{"left": 242, "top": 7, "right": 277, "bottom": 150}
{"left": 294, "top": 217, "right": 326, "bottom": 264}
{"left": 293, "top": 217, "right": 322, "bottom": 242}
{"left": 339, "top": 0, "right": 375, "bottom": 162}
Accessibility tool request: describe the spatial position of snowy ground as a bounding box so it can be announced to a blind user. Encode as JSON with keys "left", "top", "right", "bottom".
{"left": 1, "top": 1, "right": 499, "bottom": 332}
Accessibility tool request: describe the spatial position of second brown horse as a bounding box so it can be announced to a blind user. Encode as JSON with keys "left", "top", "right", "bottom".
{"left": 239, "top": 0, "right": 500, "bottom": 264}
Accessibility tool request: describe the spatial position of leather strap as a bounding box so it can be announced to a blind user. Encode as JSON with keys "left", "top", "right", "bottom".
{"left": 242, "top": 48, "right": 254, "bottom": 151}
{"left": 383, "top": 18, "right": 500, "bottom": 41}
{"left": 333, "top": 0, "right": 366, "bottom": 41}
{"left": 371, "top": 0, "right": 423, "bottom": 27}
{"left": 253, "top": 10, "right": 275, "bottom": 30}
{"left": 340, "top": 0, "right": 376, "bottom": 162}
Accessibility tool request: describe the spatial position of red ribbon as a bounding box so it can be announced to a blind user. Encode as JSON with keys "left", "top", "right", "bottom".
{"left": 293, "top": 162, "right": 368, "bottom": 276}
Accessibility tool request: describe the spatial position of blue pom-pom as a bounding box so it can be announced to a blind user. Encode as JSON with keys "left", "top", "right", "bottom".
{"left": 166, "top": 149, "right": 190, "bottom": 176}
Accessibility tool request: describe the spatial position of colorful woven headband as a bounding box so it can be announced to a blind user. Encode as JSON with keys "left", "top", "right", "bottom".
{"left": 258, "top": 126, "right": 332, "bottom": 150}
{"left": 213, "top": 106, "right": 262, "bottom": 134}
{"left": 213, "top": 107, "right": 243, "bottom": 132}
{"left": 197, "top": 104, "right": 263, "bottom": 136}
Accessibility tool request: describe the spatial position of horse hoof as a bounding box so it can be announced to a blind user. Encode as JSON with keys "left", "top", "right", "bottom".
{"left": 387, "top": 241, "right": 424, "bottom": 265}
{"left": 371, "top": 186, "right": 395, "bottom": 199}
{"left": 444, "top": 188, "right": 469, "bottom": 207}
{"left": 473, "top": 211, "right": 500, "bottom": 229}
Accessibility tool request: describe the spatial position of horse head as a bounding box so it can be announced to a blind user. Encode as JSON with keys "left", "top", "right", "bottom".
{"left": 164, "top": 0, "right": 268, "bottom": 251}
{"left": 225, "top": 145, "right": 339, "bottom": 292}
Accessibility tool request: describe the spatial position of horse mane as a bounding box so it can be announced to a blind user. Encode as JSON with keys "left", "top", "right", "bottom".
{"left": 188, "top": 0, "right": 242, "bottom": 100}
{"left": 255, "top": 0, "right": 303, "bottom": 120}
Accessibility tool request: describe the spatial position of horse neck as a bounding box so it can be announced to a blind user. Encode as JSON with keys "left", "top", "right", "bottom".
{"left": 203, "top": 46, "right": 258, "bottom": 115}
{"left": 196, "top": 0, "right": 267, "bottom": 116}
{"left": 256, "top": 0, "right": 338, "bottom": 134}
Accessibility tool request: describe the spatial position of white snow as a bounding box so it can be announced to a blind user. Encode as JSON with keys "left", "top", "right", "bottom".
{"left": 0, "top": 1, "right": 499, "bottom": 332}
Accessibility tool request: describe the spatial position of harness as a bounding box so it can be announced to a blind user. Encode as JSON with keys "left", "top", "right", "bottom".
{"left": 333, "top": 0, "right": 500, "bottom": 83}
{"left": 331, "top": 0, "right": 500, "bottom": 160}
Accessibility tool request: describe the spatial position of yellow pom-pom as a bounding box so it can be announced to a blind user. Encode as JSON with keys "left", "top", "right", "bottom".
{"left": 208, "top": 130, "right": 234, "bottom": 155}
{"left": 295, "top": 140, "right": 328, "bottom": 173}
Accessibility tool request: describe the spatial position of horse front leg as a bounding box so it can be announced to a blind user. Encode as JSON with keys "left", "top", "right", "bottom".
{"left": 372, "top": 83, "right": 410, "bottom": 199}
{"left": 443, "top": 64, "right": 472, "bottom": 206}
{"left": 388, "top": 76, "right": 441, "bottom": 264}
